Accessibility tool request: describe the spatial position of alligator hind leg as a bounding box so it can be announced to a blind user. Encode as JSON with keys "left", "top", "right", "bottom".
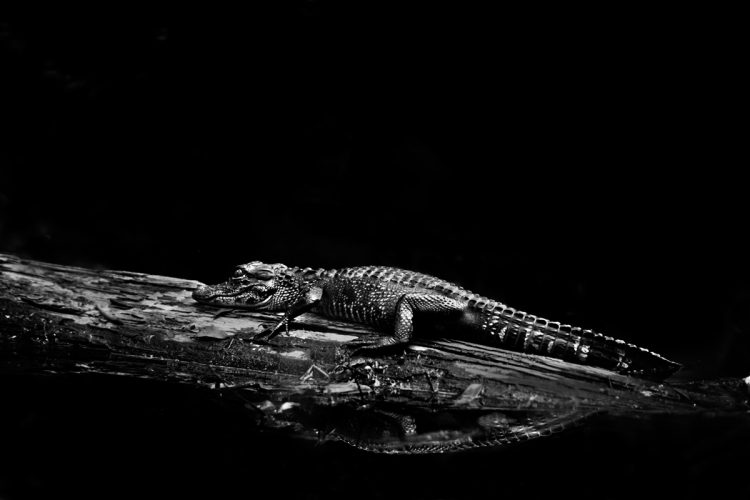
{"left": 345, "top": 293, "right": 466, "bottom": 354}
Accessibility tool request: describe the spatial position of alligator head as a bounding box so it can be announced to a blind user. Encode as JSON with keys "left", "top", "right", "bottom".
{"left": 192, "top": 261, "right": 291, "bottom": 310}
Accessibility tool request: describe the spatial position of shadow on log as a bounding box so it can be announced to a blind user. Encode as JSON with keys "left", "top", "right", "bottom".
{"left": 0, "top": 253, "right": 748, "bottom": 453}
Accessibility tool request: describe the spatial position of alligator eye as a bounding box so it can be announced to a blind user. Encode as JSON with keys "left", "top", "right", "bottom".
{"left": 233, "top": 269, "right": 244, "bottom": 278}
{"left": 250, "top": 270, "right": 275, "bottom": 280}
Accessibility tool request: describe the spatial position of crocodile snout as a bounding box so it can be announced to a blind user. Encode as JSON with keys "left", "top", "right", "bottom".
{"left": 192, "top": 284, "right": 212, "bottom": 302}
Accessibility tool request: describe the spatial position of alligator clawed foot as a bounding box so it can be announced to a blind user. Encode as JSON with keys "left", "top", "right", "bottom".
{"left": 339, "top": 345, "right": 382, "bottom": 362}
{"left": 340, "top": 339, "right": 377, "bottom": 357}
{"left": 341, "top": 337, "right": 405, "bottom": 358}
{"left": 251, "top": 328, "right": 274, "bottom": 341}
{"left": 250, "top": 317, "right": 291, "bottom": 343}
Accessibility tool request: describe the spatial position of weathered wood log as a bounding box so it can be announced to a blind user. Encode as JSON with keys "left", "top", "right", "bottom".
{"left": 0, "top": 253, "right": 747, "bottom": 453}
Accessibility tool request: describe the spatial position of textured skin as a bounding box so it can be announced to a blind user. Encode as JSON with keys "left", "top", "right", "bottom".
{"left": 193, "top": 262, "right": 681, "bottom": 379}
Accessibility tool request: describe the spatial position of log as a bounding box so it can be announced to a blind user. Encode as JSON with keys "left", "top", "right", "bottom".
{"left": 0, "top": 253, "right": 747, "bottom": 453}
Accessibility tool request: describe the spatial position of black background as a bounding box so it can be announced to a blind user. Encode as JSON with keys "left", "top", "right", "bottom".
{"left": 1, "top": 5, "right": 748, "bottom": 499}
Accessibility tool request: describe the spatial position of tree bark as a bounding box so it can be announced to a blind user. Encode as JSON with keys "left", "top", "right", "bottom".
{"left": 1, "top": 253, "right": 747, "bottom": 452}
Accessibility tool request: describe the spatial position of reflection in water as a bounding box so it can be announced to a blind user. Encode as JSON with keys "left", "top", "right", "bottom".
{"left": 263, "top": 399, "right": 597, "bottom": 454}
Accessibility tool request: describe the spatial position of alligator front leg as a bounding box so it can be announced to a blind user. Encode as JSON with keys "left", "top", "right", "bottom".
{"left": 345, "top": 293, "right": 465, "bottom": 353}
{"left": 254, "top": 286, "right": 323, "bottom": 341}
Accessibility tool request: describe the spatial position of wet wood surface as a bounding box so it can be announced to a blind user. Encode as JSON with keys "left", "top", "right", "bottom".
{"left": 1, "top": 253, "right": 747, "bottom": 451}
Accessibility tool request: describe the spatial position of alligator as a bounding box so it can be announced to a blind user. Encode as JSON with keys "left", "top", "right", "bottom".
{"left": 192, "top": 262, "right": 681, "bottom": 379}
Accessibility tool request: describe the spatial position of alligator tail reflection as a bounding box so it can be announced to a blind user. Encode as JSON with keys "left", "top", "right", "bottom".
{"left": 271, "top": 401, "right": 597, "bottom": 454}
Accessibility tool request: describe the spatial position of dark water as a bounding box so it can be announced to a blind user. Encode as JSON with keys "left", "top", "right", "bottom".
{"left": 1, "top": 7, "right": 747, "bottom": 499}
{"left": 1, "top": 373, "right": 749, "bottom": 500}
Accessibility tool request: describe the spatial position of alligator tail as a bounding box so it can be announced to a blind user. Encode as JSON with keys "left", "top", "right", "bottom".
{"left": 479, "top": 305, "right": 681, "bottom": 379}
